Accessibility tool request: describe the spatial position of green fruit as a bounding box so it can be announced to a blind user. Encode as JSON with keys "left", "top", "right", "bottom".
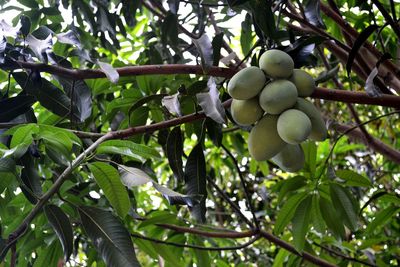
{"left": 290, "top": 69, "right": 316, "bottom": 97}
{"left": 294, "top": 98, "right": 327, "bottom": 141}
{"left": 227, "top": 66, "right": 266, "bottom": 100}
{"left": 277, "top": 109, "right": 312, "bottom": 144}
{"left": 248, "top": 115, "right": 287, "bottom": 161}
{"left": 271, "top": 144, "right": 305, "bottom": 172}
{"left": 231, "top": 98, "right": 264, "bottom": 126}
{"left": 259, "top": 80, "right": 298, "bottom": 114}
{"left": 259, "top": 49, "right": 294, "bottom": 78}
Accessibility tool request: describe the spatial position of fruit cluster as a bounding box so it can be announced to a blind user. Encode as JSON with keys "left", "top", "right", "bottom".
{"left": 228, "top": 49, "right": 327, "bottom": 172}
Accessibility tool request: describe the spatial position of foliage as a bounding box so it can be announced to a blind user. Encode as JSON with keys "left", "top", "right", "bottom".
{"left": 0, "top": 0, "right": 399, "bottom": 266}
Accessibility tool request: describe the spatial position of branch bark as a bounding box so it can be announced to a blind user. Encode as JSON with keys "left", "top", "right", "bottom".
{"left": 6, "top": 61, "right": 400, "bottom": 107}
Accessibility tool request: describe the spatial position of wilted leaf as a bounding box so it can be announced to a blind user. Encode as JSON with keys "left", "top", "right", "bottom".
{"left": 56, "top": 30, "right": 81, "bottom": 47}
{"left": 26, "top": 33, "right": 53, "bottom": 61}
{"left": 97, "top": 61, "right": 119, "bottom": 83}
{"left": 365, "top": 67, "right": 381, "bottom": 97}
{"left": 119, "top": 165, "right": 153, "bottom": 187}
{"left": 196, "top": 77, "right": 226, "bottom": 124}
{"left": 162, "top": 93, "right": 182, "bottom": 116}
{"left": 212, "top": 32, "right": 224, "bottom": 66}
{"left": 193, "top": 34, "right": 213, "bottom": 73}
{"left": 304, "top": 0, "right": 326, "bottom": 28}
{"left": 78, "top": 206, "right": 140, "bottom": 267}
{"left": 44, "top": 204, "right": 74, "bottom": 261}
{"left": 0, "top": 20, "right": 19, "bottom": 38}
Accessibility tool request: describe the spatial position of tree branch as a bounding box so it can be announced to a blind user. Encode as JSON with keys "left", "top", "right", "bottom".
{"left": 130, "top": 232, "right": 260, "bottom": 251}
{"left": 5, "top": 61, "right": 400, "bottom": 107}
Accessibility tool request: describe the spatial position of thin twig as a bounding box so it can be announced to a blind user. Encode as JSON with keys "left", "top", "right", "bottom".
{"left": 130, "top": 232, "right": 260, "bottom": 251}
{"left": 313, "top": 242, "right": 376, "bottom": 267}
{"left": 221, "top": 144, "right": 260, "bottom": 229}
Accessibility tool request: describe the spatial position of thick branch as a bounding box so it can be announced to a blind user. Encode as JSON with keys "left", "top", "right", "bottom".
{"left": 6, "top": 62, "right": 400, "bottom": 107}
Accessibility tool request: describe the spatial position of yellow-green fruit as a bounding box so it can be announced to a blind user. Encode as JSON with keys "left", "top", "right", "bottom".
{"left": 227, "top": 66, "right": 266, "bottom": 100}
{"left": 271, "top": 144, "right": 305, "bottom": 172}
{"left": 259, "top": 80, "right": 298, "bottom": 114}
{"left": 277, "top": 109, "right": 311, "bottom": 144}
{"left": 294, "top": 98, "right": 327, "bottom": 141}
{"left": 259, "top": 49, "right": 294, "bottom": 78}
{"left": 290, "top": 69, "right": 316, "bottom": 97}
{"left": 230, "top": 98, "right": 264, "bottom": 126}
{"left": 248, "top": 115, "right": 287, "bottom": 161}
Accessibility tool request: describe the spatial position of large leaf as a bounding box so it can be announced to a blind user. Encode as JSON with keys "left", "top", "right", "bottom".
{"left": 365, "top": 205, "right": 400, "bottom": 234}
{"left": 78, "top": 206, "right": 140, "bottom": 267}
{"left": 330, "top": 183, "right": 359, "bottom": 231}
{"left": 291, "top": 195, "right": 312, "bottom": 251}
{"left": 88, "top": 162, "right": 131, "bottom": 218}
{"left": 277, "top": 176, "right": 307, "bottom": 203}
{"left": 44, "top": 204, "right": 73, "bottom": 261}
{"left": 0, "top": 95, "right": 36, "bottom": 123}
{"left": 97, "top": 140, "right": 161, "bottom": 162}
{"left": 97, "top": 61, "right": 119, "bottom": 83}
{"left": 346, "top": 25, "right": 378, "bottom": 76}
{"left": 161, "top": 11, "right": 179, "bottom": 47}
{"left": 335, "top": 169, "right": 372, "bottom": 187}
{"left": 196, "top": 77, "right": 226, "bottom": 124}
{"left": 19, "top": 154, "right": 42, "bottom": 204}
{"left": 55, "top": 77, "right": 92, "bottom": 122}
{"left": 0, "top": 157, "right": 16, "bottom": 173}
{"left": 10, "top": 123, "right": 39, "bottom": 148}
{"left": 251, "top": 1, "right": 276, "bottom": 40}
{"left": 274, "top": 192, "right": 308, "bottom": 234}
{"left": 184, "top": 143, "right": 207, "bottom": 222}
{"left": 319, "top": 196, "right": 345, "bottom": 239}
{"left": 166, "top": 127, "right": 184, "bottom": 181}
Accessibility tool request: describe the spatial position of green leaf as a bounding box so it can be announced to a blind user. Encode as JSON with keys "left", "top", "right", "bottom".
{"left": 97, "top": 140, "right": 161, "bottom": 162}
{"left": 88, "top": 162, "right": 130, "bottom": 218}
{"left": 329, "top": 183, "right": 359, "bottom": 231}
{"left": 10, "top": 123, "right": 39, "bottom": 148}
{"left": 365, "top": 205, "right": 400, "bottom": 235}
{"left": 212, "top": 32, "right": 224, "bottom": 66}
{"left": 0, "top": 95, "right": 36, "bottom": 123}
{"left": 44, "top": 204, "right": 73, "bottom": 261}
{"left": 319, "top": 196, "right": 345, "bottom": 240}
{"left": 346, "top": 25, "right": 379, "bottom": 76}
{"left": 277, "top": 176, "right": 307, "bottom": 203}
{"left": 310, "top": 194, "right": 326, "bottom": 234}
{"left": 335, "top": 169, "right": 372, "bottom": 187}
{"left": 166, "top": 127, "right": 184, "bottom": 181}
{"left": 0, "top": 157, "right": 16, "bottom": 173}
{"left": 32, "top": 240, "right": 63, "bottom": 267}
{"left": 78, "top": 206, "right": 140, "bottom": 267}
{"left": 184, "top": 143, "right": 207, "bottom": 222}
{"left": 138, "top": 211, "right": 178, "bottom": 228}
{"left": 291, "top": 196, "right": 312, "bottom": 251}
{"left": 274, "top": 192, "right": 308, "bottom": 234}
{"left": 161, "top": 12, "right": 179, "bottom": 47}
{"left": 272, "top": 249, "right": 289, "bottom": 267}
{"left": 302, "top": 141, "right": 317, "bottom": 178}
{"left": 240, "top": 13, "right": 253, "bottom": 55}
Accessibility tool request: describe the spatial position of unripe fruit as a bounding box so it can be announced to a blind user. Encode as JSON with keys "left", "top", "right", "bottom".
{"left": 227, "top": 66, "right": 266, "bottom": 100}
{"left": 277, "top": 109, "right": 312, "bottom": 144}
{"left": 290, "top": 69, "right": 316, "bottom": 97}
{"left": 271, "top": 144, "right": 305, "bottom": 172}
{"left": 259, "top": 80, "right": 298, "bottom": 114}
{"left": 230, "top": 98, "right": 264, "bottom": 126}
{"left": 248, "top": 115, "right": 287, "bottom": 161}
{"left": 294, "top": 98, "right": 327, "bottom": 141}
{"left": 259, "top": 49, "right": 294, "bottom": 78}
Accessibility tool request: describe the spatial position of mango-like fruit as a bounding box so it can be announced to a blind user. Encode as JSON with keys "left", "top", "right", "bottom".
{"left": 230, "top": 98, "right": 264, "bottom": 126}
{"left": 248, "top": 115, "right": 287, "bottom": 161}
{"left": 227, "top": 66, "right": 266, "bottom": 100}
{"left": 271, "top": 144, "right": 305, "bottom": 172}
{"left": 290, "top": 69, "right": 315, "bottom": 97}
{"left": 259, "top": 80, "right": 298, "bottom": 114}
{"left": 259, "top": 49, "right": 294, "bottom": 78}
{"left": 277, "top": 109, "right": 311, "bottom": 144}
{"left": 294, "top": 98, "right": 327, "bottom": 141}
